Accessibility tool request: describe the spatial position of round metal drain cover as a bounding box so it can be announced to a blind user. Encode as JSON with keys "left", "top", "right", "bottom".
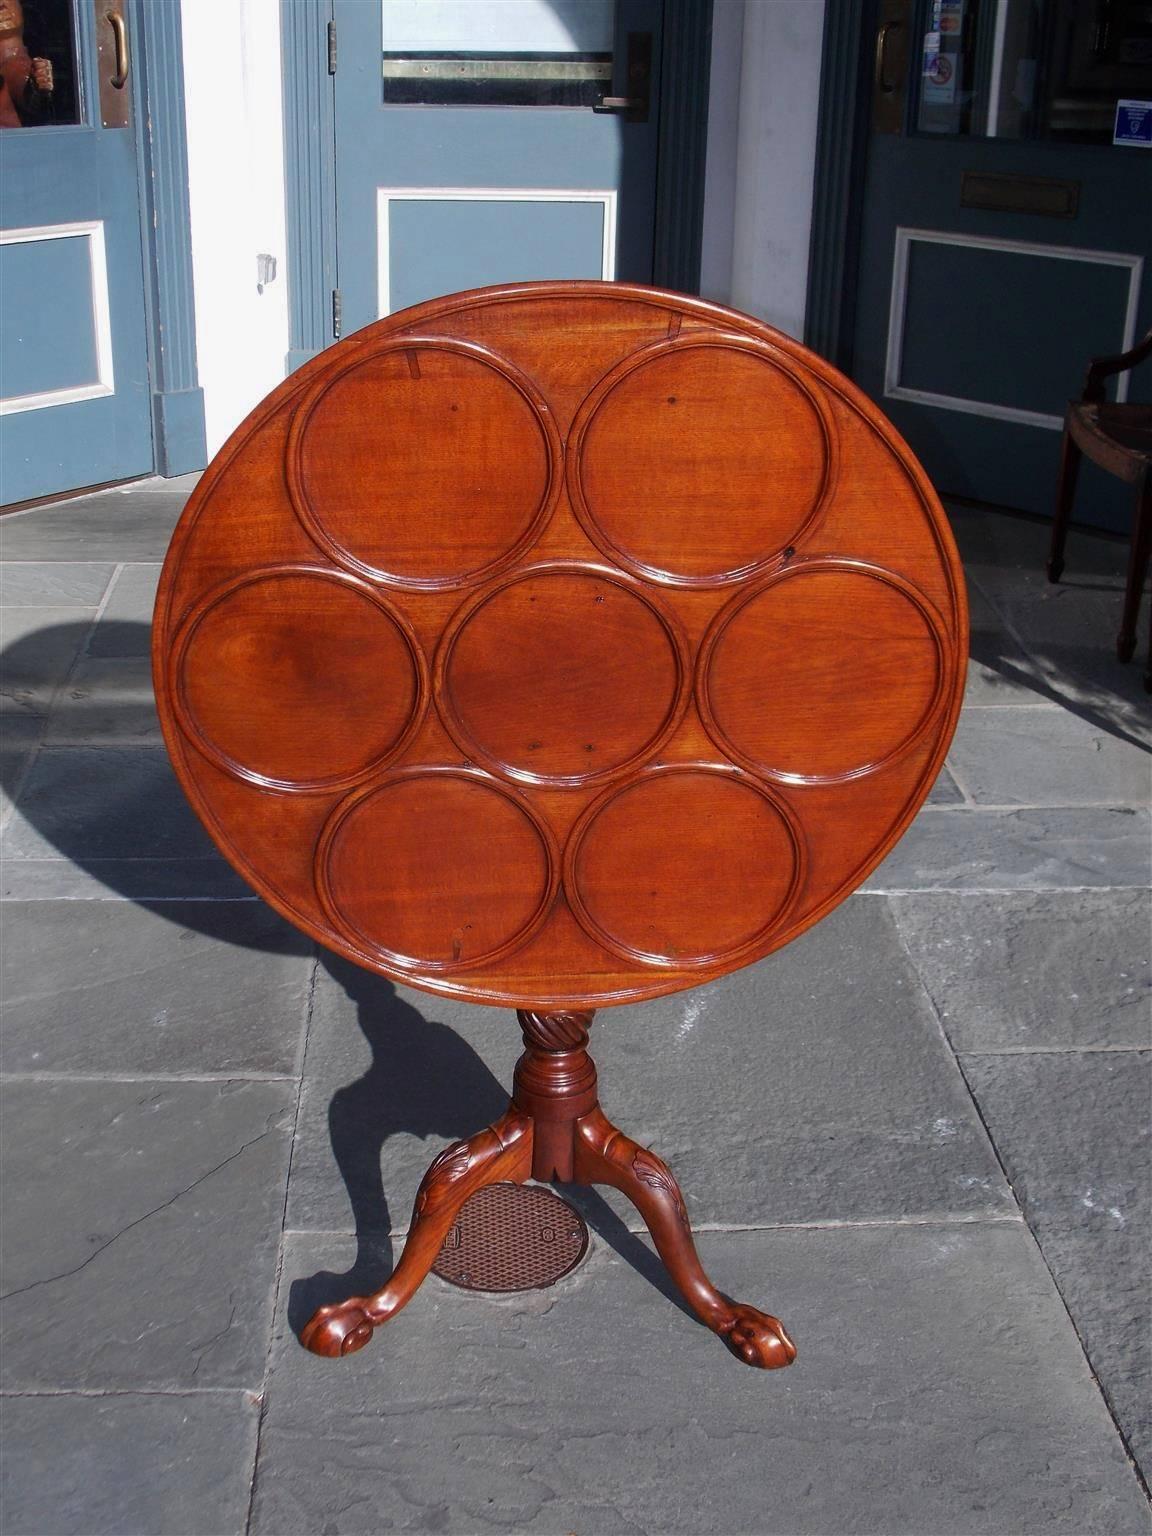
{"left": 432, "top": 1182, "right": 589, "bottom": 1292}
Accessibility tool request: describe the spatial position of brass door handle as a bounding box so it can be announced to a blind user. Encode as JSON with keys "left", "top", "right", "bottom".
{"left": 107, "top": 10, "right": 129, "bottom": 89}
{"left": 594, "top": 31, "right": 651, "bottom": 122}
{"left": 875, "top": 20, "right": 902, "bottom": 94}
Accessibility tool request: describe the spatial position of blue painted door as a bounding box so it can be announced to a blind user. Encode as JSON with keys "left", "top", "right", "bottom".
{"left": 0, "top": 0, "right": 153, "bottom": 503}
{"left": 851, "top": 0, "right": 1152, "bottom": 527}
{"left": 333, "top": 0, "right": 664, "bottom": 336}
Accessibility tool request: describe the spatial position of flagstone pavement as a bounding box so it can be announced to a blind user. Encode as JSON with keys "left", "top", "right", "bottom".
{"left": 1, "top": 478, "right": 1149, "bottom": 1535}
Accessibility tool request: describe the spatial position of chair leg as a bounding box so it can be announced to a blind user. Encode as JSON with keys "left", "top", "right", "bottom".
{"left": 1117, "top": 472, "right": 1151, "bottom": 665}
{"left": 1048, "top": 425, "right": 1082, "bottom": 584}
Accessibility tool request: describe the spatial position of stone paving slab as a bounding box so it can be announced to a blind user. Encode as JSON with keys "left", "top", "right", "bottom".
{"left": 960, "top": 1050, "right": 1152, "bottom": 1487}
{"left": 288, "top": 900, "right": 1012, "bottom": 1237}
{"left": 87, "top": 564, "right": 160, "bottom": 655}
{"left": 948, "top": 505, "right": 1123, "bottom": 599}
{"left": 946, "top": 505, "right": 1148, "bottom": 738}
{"left": 988, "top": 585, "right": 1152, "bottom": 743}
{"left": 929, "top": 763, "right": 965, "bottom": 803}
{"left": 0, "top": 490, "right": 186, "bottom": 561}
{"left": 891, "top": 889, "right": 1152, "bottom": 1051}
{"left": 42, "top": 653, "right": 163, "bottom": 745}
{"left": 0, "top": 607, "right": 94, "bottom": 716}
{"left": 0, "top": 713, "right": 42, "bottom": 831}
{"left": 252, "top": 1223, "right": 1148, "bottom": 1536}
{"left": 0, "top": 858, "right": 253, "bottom": 901}
{"left": 948, "top": 705, "right": 1151, "bottom": 806}
{"left": 0, "top": 747, "right": 221, "bottom": 864}
{"left": 864, "top": 806, "right": 1151, "bottom": 890}
{"left": 0, "top": 1390, "right": 259, "bottom": 1536}
{"left": 0, "top": 561, "right": 116, "bottom": 606}
{"left": 0, "top": 1077, "right": 294, "bottom": 1391}
{"left": 964, "top": 580, "right": 1044, "bottom": 706}
{"left": 1, "top": 900, "right": 313, "bottom": 1076}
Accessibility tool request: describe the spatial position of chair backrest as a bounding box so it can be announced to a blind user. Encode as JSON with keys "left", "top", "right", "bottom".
{"left": 1083, "top": 328, "right": 1152, "bottom": 403}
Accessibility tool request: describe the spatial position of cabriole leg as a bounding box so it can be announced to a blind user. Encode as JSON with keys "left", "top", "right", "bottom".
{"left": 301, "top": 1106, "right": 532, "bottom": 1357}
{"left": 573, "top": 1105, "right": 796, "bottom": 1369}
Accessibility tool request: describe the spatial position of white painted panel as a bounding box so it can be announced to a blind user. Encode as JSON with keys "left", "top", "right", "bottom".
{"left": 376, "top": 187, "right": 617, "bottom": 317}
{"left": 0, "top": 222, "right": 114, "bottom": 417}
{"left": 884, "top": 227, "right": 1145, "bottom": 429}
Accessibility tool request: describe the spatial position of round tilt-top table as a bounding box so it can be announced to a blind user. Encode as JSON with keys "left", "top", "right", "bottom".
{"left": 153, "top": 281, "right": 967, "bottom": 1369}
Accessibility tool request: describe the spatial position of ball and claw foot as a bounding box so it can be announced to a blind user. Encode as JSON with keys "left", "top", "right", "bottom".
{"left": 719, "top": 1301, "right": 797, "bottom": 1369}
{"left": 300, "top": 1300, "right": 377, "bottom": 1358}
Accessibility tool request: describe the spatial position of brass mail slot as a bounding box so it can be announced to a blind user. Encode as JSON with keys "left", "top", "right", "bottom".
{"left": 960, "top": 171, "right": 1080, "bottom": 219}
{"left": 382, "top": 57, "right": 613, "bottom": 83}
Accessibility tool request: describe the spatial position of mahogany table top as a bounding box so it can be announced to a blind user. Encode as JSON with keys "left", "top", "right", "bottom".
{"left": 153, "top": 282, "right": 968, "bottom": 1010}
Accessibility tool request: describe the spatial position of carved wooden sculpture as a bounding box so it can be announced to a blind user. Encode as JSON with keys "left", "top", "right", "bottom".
{"left": 153, "top": 282, "right": 967, "bottom": 1369}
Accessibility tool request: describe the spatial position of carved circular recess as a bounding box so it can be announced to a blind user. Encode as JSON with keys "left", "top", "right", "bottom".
{"left": 567, "top": 334, "right": 836, "bottom": 587}
{"left": 287, "top": 337, "right": 562, "bottom": 590}
{"left": 171, "top": 567, "right": 426, "bottom": 792}
{"left": 564, "top": 766, "right": 805, "bottom": 968}
{"left": 698, "top": 559, "right": 947, "bottom": 784}
{"left": 436, "top": 562, "right": 690, "bottom": 787}
{"left": 316, "top": 768, "right": 559, "bottom": 973}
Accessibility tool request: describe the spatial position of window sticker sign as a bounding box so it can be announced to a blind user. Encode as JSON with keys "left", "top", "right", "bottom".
{"left": 1114, "top": 101, "right": 1152, "bottom": 148}
{"left": 923, "top": 0, "right": 964, "bottom": 105}
{"left": 939, "top": 0, "right": 963, "bottom": 35}
{"left": 923, "top": 32, "right": 955, "bottom": 104}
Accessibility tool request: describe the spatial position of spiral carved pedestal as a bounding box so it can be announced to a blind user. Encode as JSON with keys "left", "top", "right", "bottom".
{"left": 153, "top": 281, "right": 967, "bottom": 1373}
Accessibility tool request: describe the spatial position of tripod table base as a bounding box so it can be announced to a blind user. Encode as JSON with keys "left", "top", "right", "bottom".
{"left": 301, "top": 1010, "right": 796, "bottom": 1371}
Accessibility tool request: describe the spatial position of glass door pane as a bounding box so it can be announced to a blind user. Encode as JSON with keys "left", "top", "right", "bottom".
{"left": 381, "top": 0, "right": 616, "bottom": 106}
{"left": 0, "top": 0, "right": 82, "bottom": 127}
{"left": 916, "top": 0, "right": 1152, "bottom": 142}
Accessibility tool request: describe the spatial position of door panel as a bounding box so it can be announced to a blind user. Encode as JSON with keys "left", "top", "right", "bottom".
{"left": 0, "top": 224, "right": 108, "bottom": 401}
{"left": 334, "top": 0, "right": 663, "bottom": 337}
{"left": 0, "top": 0, "right": 153, "bottom": 504}
{"left": 852, "top": 0, "right": 1152, "bottom": 528}
{"left": 890, "top": 229, "right": 1140, "bottom": 420}
{"left": 382, "top": 192, "right": 614, "bottom": 314}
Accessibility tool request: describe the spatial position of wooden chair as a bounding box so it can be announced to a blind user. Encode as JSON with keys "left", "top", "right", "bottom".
{"left": 1047, "top": 328, "right": 1152, "bottom": 690}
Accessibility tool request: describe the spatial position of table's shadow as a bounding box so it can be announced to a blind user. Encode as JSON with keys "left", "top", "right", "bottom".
{"left": 2, "top": 619, "right": 308, "bottom": 952}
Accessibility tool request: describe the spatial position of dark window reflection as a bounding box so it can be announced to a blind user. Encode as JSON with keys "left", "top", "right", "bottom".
{"left": 1046, "top": 0, "right": 1152, "bottom": 140}
{"left": 916, "top": 0, "right": 1152, "bottom": 143}
{"left": 0, "top": 0, "right": 80, "bottom": 128}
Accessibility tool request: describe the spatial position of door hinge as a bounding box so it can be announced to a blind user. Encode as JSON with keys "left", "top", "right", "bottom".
{"left": 327, "top": 19, "right": 337, "bottom": 74}
{"left": 332, "top": 288, "right": 343, "bottom": 340}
